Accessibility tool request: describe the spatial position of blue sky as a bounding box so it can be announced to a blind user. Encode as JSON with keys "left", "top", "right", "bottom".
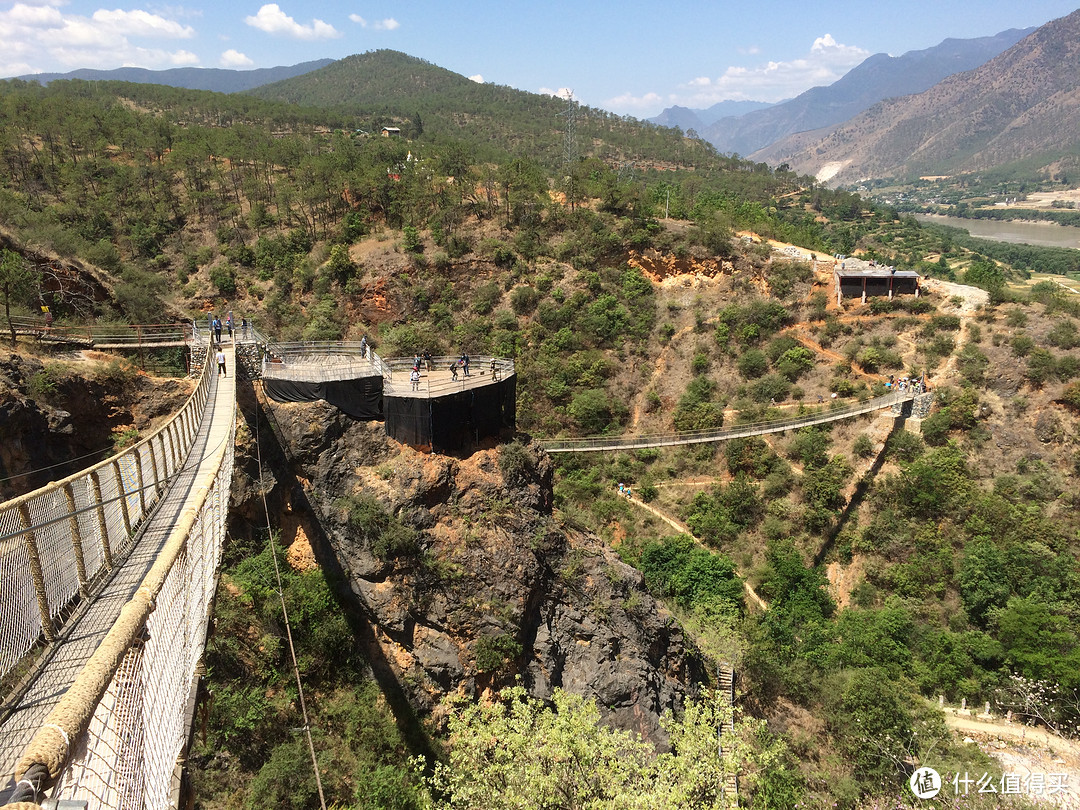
{"left": 2, "top": 1, "right": 1077, "bottom": 116}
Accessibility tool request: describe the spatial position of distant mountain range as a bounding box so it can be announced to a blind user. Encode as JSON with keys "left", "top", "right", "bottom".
{"left": 754, "top": 9, "right": 1080, "bottom": 186}
{"left": 650, "top": 100, "right": 775, "bottom": 134}
{"left": 651, "top": 28, "right": 1032, "bottom": 158}
{"left": 15, "top": 60, "right": 334, "bottom": 93}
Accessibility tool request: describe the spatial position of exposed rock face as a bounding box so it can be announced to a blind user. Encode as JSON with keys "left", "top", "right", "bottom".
{"left": 1034, "top": 409, "right": 1063, "bottom": 443}
{"left": 263, "top": 400, "right": 701, "bottom": 744}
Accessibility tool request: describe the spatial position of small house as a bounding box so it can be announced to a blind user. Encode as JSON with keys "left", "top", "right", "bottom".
{"left": 835, "top": 261, "right": 920, "bottom": 305}
{"left": 381, "top": 126, "right": 401, "bottom": 137}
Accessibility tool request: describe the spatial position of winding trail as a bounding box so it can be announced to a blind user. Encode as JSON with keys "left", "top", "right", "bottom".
{"left": 623, "top": 494, "right": 769, "bottom": 612}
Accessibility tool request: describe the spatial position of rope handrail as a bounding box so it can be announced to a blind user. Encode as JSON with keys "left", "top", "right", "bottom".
{"left": 14, "top": 385, "right": 236, "bottom": 808}
{"left": 540, "top": 390, "right": 917, "bottom": 453}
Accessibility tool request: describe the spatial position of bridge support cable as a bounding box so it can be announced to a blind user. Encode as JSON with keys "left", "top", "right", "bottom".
{"left": 0, "top": 347, "right": 236, "bottom": 809}
{"left": 251, "top": 384, "right": 328, "bottom": 810}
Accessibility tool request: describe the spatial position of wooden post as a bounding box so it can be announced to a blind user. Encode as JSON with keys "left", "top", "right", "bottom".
{"left": 18, "top": 503, "right": 57, "bottom": 642}
{"left": 147, "top": 442, "right": 162, "bottom": 495}
{"left": 134, "top": 451, "right": 147, "bottom": 516}
{"left": 112, "top": 460, "right": 133, "bottom": 538}
{"left": 90, "top": 471, "right": 114, "bottom": 571}
{"left": 63, "top": 483, "right": 90, "bottom": 597}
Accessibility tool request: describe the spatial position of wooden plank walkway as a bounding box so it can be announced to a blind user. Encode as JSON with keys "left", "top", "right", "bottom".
{"left": 0, "top": 346, "right": 236, "bottom": 803}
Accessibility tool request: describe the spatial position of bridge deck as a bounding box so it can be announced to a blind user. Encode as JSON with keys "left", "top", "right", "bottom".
{"left": 0, "top": 346, "right": 236, "bottom": 803}
{"left": 261, "top": 354, "right": 381, "bottom": 383}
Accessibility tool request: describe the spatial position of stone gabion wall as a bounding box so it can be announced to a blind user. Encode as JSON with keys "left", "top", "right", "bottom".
{"left": 234, "top": 343, "right": 262, "bottom": 379}
{"left": 912, "top": 392, "right": 934, "bottom": 419}
{"left": 189, "top": 345, "right": 207, "bottom": 378}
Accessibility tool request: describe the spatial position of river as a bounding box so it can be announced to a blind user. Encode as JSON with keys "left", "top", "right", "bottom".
{"left": 914, "top": 214, "right": 1080, "bottom": 250}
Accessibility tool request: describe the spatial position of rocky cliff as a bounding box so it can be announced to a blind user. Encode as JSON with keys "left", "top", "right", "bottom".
{"left": 242, "top": 398, "right": 702, "bottom": 743}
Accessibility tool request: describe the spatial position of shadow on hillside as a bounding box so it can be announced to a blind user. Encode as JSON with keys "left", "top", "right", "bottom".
{"left": 812, "top": 414, "right": 906, "bottom": 568}
{"left": 232, "top": 377, "right": 440, "bottom": 766}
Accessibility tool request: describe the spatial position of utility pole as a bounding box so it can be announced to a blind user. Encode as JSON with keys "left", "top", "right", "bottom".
{"left": 559, "top": 91, "right": 578, "bottom": 211}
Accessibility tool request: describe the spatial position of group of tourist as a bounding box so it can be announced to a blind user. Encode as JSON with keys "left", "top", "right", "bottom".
{"left": 886, "top": 375, "right": 927, "bottom": 394}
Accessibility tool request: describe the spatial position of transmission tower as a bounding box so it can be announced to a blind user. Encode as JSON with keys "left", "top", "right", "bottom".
{"left": 562, "top": 91, "right": 578, "bottom": 168}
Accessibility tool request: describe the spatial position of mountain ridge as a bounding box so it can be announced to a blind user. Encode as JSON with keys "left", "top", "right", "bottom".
{"left": 14, "top": 59, "right": 335, "bottom": 93}
{"left": 753, "top": 9, "right": 1080, "bottom": 185}
{"left": 651, "top": 28, "right": 1032, "bottom": 158}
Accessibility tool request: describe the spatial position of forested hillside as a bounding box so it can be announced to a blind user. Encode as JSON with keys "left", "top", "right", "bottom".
{"left": 1, "top": 69, "right": 1078, "bottom": 810}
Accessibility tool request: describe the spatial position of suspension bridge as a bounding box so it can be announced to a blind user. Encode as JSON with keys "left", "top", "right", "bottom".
{"left": 0, "top": 318, "right": 930, "bottom": 809}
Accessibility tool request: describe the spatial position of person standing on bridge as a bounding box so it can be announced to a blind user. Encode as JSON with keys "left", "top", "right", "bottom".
{"left": 213, "top": 317, "right": 222, "bottom": 343}
{"left": 216, "top": 346, "right": 227, "bottom": 377}
{"left": 410, "top": 367, "right": 421, "bottom": 391}
{"left": 460, "top": 351, "right": 470, "bottom": 377}
{"left": 360, "top": 335, "right": 368, "bottom": 358}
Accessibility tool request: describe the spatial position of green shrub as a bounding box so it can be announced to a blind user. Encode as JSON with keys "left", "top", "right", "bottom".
{"left": 737, "top": 348, "right": 768, "bottom": 379}
{"left": 472, "top": 281, "right": 502, "bottom": 315}
{"left": 338, "top": 494, "right": 421, "bottom": 560}
{"left": 1010, "top": 333, "right": 1035, "bottom": 357}
{"left": 402, "top": 225, "right": 423, "bottom": 253}
{"left": 474, "top": 633, "right": 522, "bottom": 673}
{"left": 498, "top": 441, "right": 535, "bottom": 487}
{"left": 209, "top": 263, "right": 237, "bottom": 295}
{"left": 510, "top": 285, "right": 540, "bottom": 315}
{"left": 852, "top": 434, "right": 875, "bottom": 459}
{"left": 27, "top": 369, "right": 59, "bottom": 402}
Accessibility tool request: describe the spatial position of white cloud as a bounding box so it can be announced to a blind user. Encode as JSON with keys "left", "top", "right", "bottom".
{"left": 603, "top": 90, "right": 664, "bottom": 112}
{"left": 0, "top": 2, "right": 203, "bottom": 75}
{"left": 91, "top": 9, "right": 194, "bottom": 38}
{"left": 165, "top": 49, "right": 199, "bottom": 65}
{"left": 349, "top": 14, "right": 399, "bottom": 31}
{"left": 220, "top": 48, "right": 253, "bottom": 67}
{"left": 651, "top": 33, "right": 870, "bottom": 112}
{"left": 245, "top": 4, "right": 340, "bottom": 40}
{"left": 468, "top": 74, "right": 483, "bottom": 84}
{"left": 539, "top": 86, "right": 574, "bottom": 100}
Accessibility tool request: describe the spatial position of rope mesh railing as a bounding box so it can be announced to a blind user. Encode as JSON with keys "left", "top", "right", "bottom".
{"left": 46, "top": 425, "right": 234, "bottom": 810}
{"left": 539, "top": 390, "right": 917, "bottom": 453}
{"left": 0, "top": 349, "right": 215, "bottom": 684}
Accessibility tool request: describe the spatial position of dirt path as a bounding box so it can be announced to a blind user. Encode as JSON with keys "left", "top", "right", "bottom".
{"left": 941, "top": 713, "right": 1080, "bottom": 808}
{"left": 944, "top": 713, "right": 1080, "bottom": 755}
{"left": 624, "top": 495, "right": 769, "bottom": 611}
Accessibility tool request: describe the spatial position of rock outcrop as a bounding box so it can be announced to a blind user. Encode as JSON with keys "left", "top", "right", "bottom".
{"left": 255, "top": 400, "right": 702, "bottom": 744}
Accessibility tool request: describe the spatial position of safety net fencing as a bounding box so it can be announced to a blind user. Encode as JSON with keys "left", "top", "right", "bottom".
{"left": 0, "top": 352, "right": 215, "bottom": 687}
{"left": 31, "top": 413, "right": 235, "bottom": 809}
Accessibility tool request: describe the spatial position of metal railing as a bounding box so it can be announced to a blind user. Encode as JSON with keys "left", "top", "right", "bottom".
{"left": 540, "top": 390, "right": 915, "bottom": 453}
{"left": 7, "top": 316, "right": 196, "bottom": 347}
{"left": 383, "top": 356, "right": 515, "bottom": 396}
{"left": 0, "top": 348, "right": 216, "bottom": 685}
{"left": 260, "top": 339, "right": 389, "bottom": 379}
